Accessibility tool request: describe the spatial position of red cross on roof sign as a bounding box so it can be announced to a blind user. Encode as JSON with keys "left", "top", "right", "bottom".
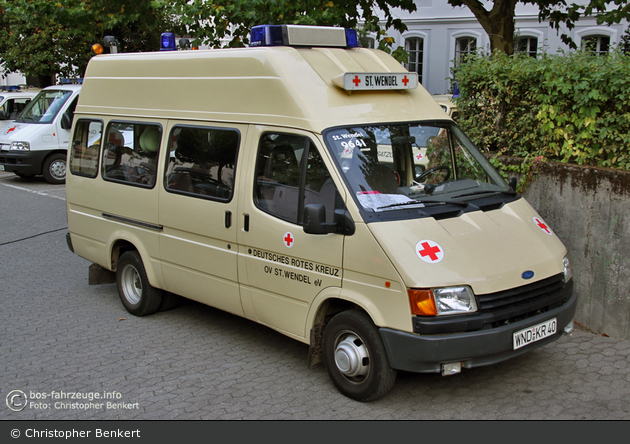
{"left": 533, "top": 217, "right": 553, "bottom": 235}
{"left": 415, "top": 240, "right": 444, "bottom": 264}
{"left": 283, "top": 231, "right": 295, "bottom": 248}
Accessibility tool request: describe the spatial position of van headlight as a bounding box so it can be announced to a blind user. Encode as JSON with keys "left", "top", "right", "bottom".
{"left": 10, "top": 141, "right": 30, "bottom": 151}
{"left": 563, "top": 254, "right": 573, "bottom": 283}
{"left": 408, "top": 286, "right": 477, "bottom": 316}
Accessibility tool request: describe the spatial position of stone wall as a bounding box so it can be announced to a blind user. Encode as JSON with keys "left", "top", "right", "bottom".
{"left": 517, "top": 161, "right": 630, "bottom": 339}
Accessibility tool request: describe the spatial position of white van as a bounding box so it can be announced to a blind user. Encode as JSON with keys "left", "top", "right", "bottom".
{"left": 66, "top": 25, "right": 576, "bottom": 402}
{"left": 0, "top": 83, "right": 81, "bottom": 183}
{"left": 0, "top": 89, "right": 39, "bottom": 131}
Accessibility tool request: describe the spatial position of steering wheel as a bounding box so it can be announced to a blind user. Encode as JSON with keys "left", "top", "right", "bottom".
{"left": 416, "top": 165, "right": 450, "bottom": 182}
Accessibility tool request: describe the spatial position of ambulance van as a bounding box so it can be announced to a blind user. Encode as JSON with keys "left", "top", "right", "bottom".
{"left": 0, "top": 83, "right": 81, "bottom": 184}
{"left": 66, "top": 25, "right": 577, "bottom": 402}
{"left": 0, "top": 88, "right": 38, "bottom": 131}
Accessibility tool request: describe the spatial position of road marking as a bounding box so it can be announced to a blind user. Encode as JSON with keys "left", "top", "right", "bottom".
{"left": 0, "top": 182, "right": 66, "bottom": 201}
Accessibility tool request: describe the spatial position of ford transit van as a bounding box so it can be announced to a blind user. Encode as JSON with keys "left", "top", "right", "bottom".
{"left": 0, "top": 83, "right": 81, "bottom": 184}
{"left": 66, "top": 25, "right": 576, "bottom": 402}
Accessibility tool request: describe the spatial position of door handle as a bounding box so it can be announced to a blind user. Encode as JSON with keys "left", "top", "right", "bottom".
{"left": 244, "top": 214, "right": 250, "bottom": 232}
{"left": 225, "top": 211, "right": 232, "bottom": 228}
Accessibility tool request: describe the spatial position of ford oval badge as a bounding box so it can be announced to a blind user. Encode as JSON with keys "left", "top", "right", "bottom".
{"left": 522, "top": 271, "right": 535, "bottom": 280}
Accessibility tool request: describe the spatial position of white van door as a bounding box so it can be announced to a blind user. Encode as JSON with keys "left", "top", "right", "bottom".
{"left": 55, "top": 95, "right": 79, "bottom": 149}
{"left": 158, "top": 122, "right": 246, "bottom": 316}
{"left": 238, "top": 128, "right": 345, "bottom": 340}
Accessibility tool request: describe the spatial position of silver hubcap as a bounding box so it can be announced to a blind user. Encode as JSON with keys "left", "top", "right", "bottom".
{"left": 49, "top": 159, "right": 66, "bottom": 180}
{"left": 120, "top": 264, "right": 142, "bottom": 305}
{"left": 334, "top": 332, "right": 370, "bottom": 380}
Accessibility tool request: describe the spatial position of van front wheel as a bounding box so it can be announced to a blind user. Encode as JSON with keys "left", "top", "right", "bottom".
{"left": 42, "top": 153, "right": 66, "bottom": 184}
{"left": 323, "top": 310, "right": 397, "bottom": 402}
{"left": 116, "top": 251, "right": 162, "bottom": 316}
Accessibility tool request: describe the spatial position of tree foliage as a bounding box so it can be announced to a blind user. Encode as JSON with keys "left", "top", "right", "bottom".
{"left": 455, "top": 49, "right": 630, "bottom": 171}
{"left": 0, "top": 1, "right": 179, "bottom": 85}
{"left": 448, "top": 0, "right": 630, "bottom": 55}
{"left": 150, "top": 0, "right": 417, "bottom": 48}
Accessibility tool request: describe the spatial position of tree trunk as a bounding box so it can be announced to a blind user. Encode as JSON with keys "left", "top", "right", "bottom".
{"left": 458, "top": 0, "right": 517, "bottom": 55}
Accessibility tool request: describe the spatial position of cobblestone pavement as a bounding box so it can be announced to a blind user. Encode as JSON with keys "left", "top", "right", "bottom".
{"left": 1, "top": 171, "right": 629, "bottom": 420}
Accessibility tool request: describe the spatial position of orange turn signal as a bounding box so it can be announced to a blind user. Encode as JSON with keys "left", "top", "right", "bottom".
{"left": 92, "top": 43, "right": 104, "bottom": 55}
{"left": 408, "top": 289, "right": 437, "bottom": 316}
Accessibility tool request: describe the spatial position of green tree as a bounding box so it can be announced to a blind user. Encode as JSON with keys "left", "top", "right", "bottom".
{"left": 0, "top": 1, "right": 179, "bottom": 86}
{"left": 150, "top": 0, "right": 417, "bottom": 49}
{"left": 447, "top": 0, "right": 630, "bottom": 55}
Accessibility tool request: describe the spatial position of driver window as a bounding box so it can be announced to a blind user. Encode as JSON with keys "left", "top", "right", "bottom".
{"left": 102, "top": 122, "right": 162, "bottom": 188}
{"left": 255, "top": 133, "right": 342, "bottom": 224}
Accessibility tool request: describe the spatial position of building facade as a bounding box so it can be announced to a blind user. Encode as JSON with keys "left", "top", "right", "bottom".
{"left": 378, "top": 0, "right": 628, "bottom": 94}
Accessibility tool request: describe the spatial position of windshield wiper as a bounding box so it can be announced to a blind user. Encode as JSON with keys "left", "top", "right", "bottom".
{"left": 455, "top": 189, "right": 517, "bottom": 198}
{"left": 421, "top": 200, "right": 469, "bottom": 207}
{"left": 376, "top": 200, "right": 426, "bottom": 210}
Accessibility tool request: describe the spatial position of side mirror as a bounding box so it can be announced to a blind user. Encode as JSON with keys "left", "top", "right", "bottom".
{"left": 509, "top": 177, "right": 517, "bottom": 192}
{"left": 303, "top": 205, "right": 355, "bottom": 236}
{"left": 61, "top": 112, "right": 73, "bottom": 130}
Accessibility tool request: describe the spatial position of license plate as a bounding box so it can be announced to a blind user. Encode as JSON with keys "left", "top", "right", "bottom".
{"left": 513, "top": 318, "right": 557, "bottom": 350}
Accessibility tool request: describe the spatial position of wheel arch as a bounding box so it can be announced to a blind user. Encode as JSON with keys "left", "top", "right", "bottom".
{"left": 307, "top": 291, "right": 383, "bottom": 369}
{"left": 108, "top": 233, "right": 164, "bottom": 290}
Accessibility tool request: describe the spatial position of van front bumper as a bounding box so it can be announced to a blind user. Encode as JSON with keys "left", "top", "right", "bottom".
{"left": 379, "top": 289, "right": 577, "bottom": 373}
{"left": 0, "top": 149, "right": 50, "bottom": 176}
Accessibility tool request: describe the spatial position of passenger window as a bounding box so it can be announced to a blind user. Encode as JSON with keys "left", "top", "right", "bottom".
{"left": 164, "top": 126, "right": 239, "bottom": 201}
{"left": 255, "top": 133, "right": 342, "bottom": 224}
{"left": 102, "top": 122, "right": 162, "bottom": 188}
{"left": 69, "top": 119, "right": 103, "bottom": 178}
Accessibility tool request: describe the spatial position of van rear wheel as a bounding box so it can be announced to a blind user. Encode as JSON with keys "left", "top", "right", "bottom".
{"left": 322, "top": 309, "right": 397, "bottom": 402}
{"left": 42, "top": 153, "right": 66, "bottom": 184}
{"left": 116, "top": 251, "right": 162, "bottom": 316}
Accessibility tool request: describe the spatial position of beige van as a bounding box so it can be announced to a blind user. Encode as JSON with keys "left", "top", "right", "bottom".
{"left": 66, "top": 25, "right": 576, "bottom": 402}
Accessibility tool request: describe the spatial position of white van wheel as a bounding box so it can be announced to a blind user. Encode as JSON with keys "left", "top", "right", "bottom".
{"left": 322, "top": 310, "right": 397, "bottom": 402}
{"left": 116, "top": 251, "right": 162, "bottom": 316}
{"left": 42, "top": 153, "right": 66, "bottom": 184}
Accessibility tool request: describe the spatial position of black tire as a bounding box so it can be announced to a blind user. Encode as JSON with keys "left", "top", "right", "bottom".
{"left": 323, "top": 309, "right": 397, "bottom": 402}
{"left": 42, "top": 153, "right": 66, "bottom": 184}
{"left": 116, "top": 251, "right": 162, "bottom": 316}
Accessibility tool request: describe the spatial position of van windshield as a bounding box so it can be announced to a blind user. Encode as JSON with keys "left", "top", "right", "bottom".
{"left": 324, "top": 122, "right": 511, "bottom": 213}
{"left": 16, "top": 90, "right": 72, "bottom": 124}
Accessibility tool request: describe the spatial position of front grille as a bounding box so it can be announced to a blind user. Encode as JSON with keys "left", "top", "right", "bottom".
{"left": 412, "top": 273, "right": 572, "bottom": 334}
{"left": 477, "top": 273, "right": 565, "bottom": 311}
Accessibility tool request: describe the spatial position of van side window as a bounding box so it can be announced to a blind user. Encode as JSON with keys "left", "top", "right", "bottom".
{"left": 69, "top": 119, "right": 103, "bottom": 178}
{"left": 255, "top": 133, "right": 342, "bottom": 224}
{"left": 102, "top": 122, "right": 162, "bottom": 188}
{"left": 164, "top": 126, "right": 239, "bottom": 201}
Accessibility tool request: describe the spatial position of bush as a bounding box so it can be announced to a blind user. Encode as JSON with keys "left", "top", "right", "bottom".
{"left": 454, "top": 49, "right": 630, "bottom": 171}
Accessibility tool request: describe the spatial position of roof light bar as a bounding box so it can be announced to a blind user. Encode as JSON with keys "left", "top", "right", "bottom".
{"left": 250, "top": 24, "right": 359, "bottom": 48}
{"left": 161, "top": 32, "right": 177, "bottom": 51}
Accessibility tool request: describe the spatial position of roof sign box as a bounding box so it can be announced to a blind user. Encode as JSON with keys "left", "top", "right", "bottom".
{"left": 332, "top": 72, "right": 418, "bottom": 91}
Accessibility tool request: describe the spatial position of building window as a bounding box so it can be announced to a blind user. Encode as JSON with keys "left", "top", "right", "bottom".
{"left": 582, "top": 35, "right": 610, "bottom": 55}
{"left": 405, "top": 37, "right": 424, "bottom": 84}
{"left": 361, "top": 36, "right": 375, "bottom": 48}
{"left": 455, "top": 37, "right": 477, "bottom": 66}
{"left": 516, "top": 37, "right": 538, "bottom": 57}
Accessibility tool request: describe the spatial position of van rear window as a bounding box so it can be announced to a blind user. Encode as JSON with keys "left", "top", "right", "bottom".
{"left": 69, "top": 119, "right": 103, "bottom": 178}
{"left": 164, "top": 125, "right": 239, "bottom": 201}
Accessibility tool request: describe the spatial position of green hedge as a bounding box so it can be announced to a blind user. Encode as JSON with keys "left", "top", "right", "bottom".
{"left": 454, "top": 50, "right": 630, "bottom": 171}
